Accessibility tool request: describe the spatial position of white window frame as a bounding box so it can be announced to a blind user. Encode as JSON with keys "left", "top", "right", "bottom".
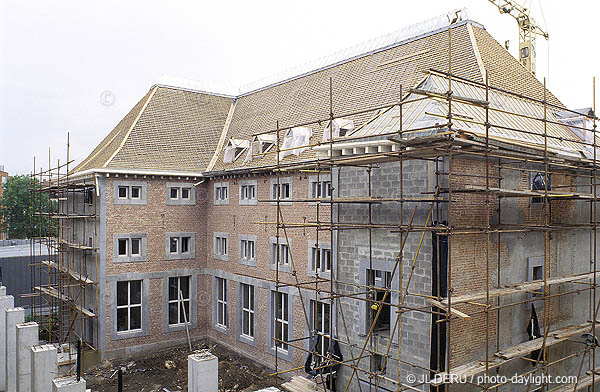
{"left": 311, "top": 300, "right": 331, "bottom": 356}
{"left": 165, "top": 232, "right": 195, "bottom": 260}
{"left": 214, "top": 182, "right": 230, "bottom": 205}
{"left": 239, "top": 179, "right": 258, "bottom": 206}
{"left": 130, "top": 186, "right": 142, "bottom": 200}
{"left": 114, "top": 181, "right": 147, "bottom": 205}
{"left": 216, "top": 278, "right": 228, "bottom": 328}
{"left": 273, "top": 291, "right": 289, "bottom": 353}
{"left": 214, "top": 233, "right": 229, "bottom": 261}
{"left": 270, "top": 177, "right": 293, "bottom": 204}
{"left": 310, "top": 242, "right": 331, "bottom": 275}
{"left": 117, "top": 186, "right": 128, "bottom": 200}
{"left": 113, "top": 234, "right": 146, "bottom": 262}
{"left": 240, "top": 283, "right": 255, "bottom": 340}
{"left": 310, "top": 179, "right": 331, "bottom": 199}
{"left": 116, "top": 280, "right": 143, "bottom": 332}
{"left": 168, "top": 276, "right": 191, "bottom": 326}
{"left": 165, "top": 182, "right": 195, "bottom": 205}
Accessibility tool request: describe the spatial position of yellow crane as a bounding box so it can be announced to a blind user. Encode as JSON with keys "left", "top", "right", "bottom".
{"left": 487, "top": 0, "right": 549, "bottom": 75}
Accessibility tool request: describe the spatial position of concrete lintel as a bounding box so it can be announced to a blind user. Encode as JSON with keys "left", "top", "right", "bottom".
{"left": 16, "top": 322, "right": 38, "bottom": 392}
{"left": 31, "top": 344, "right": 58, "bottom": 392}
{"left": 188, "top": 352, "right": 218, "bottom": 392}
{"left": 5, "top": 307, "right": 24, "bottom": 392}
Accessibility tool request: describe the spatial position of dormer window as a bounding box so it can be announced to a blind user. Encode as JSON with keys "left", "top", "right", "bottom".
{"left": 322, "top": 118, "right": 355, "bottom": 141}
{"left": 224, "top": 138, "right": 250, "bottom": 163}
{"left": 279, "top": 127, "right": 312, "bottom": 160}
{"left": 246, "top": 134, "right": 277, "bottom": 162}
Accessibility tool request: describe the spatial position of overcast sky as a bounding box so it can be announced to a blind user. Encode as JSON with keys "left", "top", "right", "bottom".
{"left": 1, "top": 0, "right": 598, "bottom": 175}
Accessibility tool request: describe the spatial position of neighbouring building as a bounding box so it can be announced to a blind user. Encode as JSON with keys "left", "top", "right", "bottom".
{"left": 34, "top": 10, "right": 599, "bottom": 392}
{"left": 0, "top": 165, "right": 8, "bottom": 240}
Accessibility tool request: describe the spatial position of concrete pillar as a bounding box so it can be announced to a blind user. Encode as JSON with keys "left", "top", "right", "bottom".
{"left": 188, "top": 352, "right": 218, "bottom": 392}
{"left": 0, "top": 295, "right": 14, "bottom": 391}
{"left": 5, "top": 307, "right": 24, "bottom": 392}
{"left": 31, "top": 345, "right": 58, "bottom": 392}
{"left": 51, "top": 376, "right": 86, "bottom": 392}
{"left": 0, "top": 287, "right": 6, "bottom": 296}
{"left": 15, "top": 322, "right": 38, "bottom": 392}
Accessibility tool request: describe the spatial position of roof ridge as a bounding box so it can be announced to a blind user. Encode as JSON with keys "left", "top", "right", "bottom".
{"left": 102, "top": 86, "right": 158, "bottom": 168}
{"left": 206, "top": 100, "right": 237, "bottom": 172}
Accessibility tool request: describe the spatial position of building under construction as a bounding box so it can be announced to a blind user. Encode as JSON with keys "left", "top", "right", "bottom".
{"left": 28, "top": 9, "right": 599, "bottom": 392}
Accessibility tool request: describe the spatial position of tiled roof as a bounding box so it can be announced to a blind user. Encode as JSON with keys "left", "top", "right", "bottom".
{"left": 74, "top": 19, "right": 567, "bottom": 175}
{"left": 73, "top": 86, "right": 232, "bottom": 173}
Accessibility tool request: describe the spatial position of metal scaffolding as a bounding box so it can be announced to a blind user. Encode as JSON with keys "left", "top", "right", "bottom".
{"left": 28, "top": 136, "right": 99, "bottom": 372}
{"left": 251, "top": 26, "right": 599, "bottom": 392}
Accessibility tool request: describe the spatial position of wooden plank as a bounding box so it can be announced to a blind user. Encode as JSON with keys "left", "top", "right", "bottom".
{"left": 460, "top": 184, "right": 593, "bottom": 199}
{"left": 426, "top": 298, "right": 471, "bottom": 319}
{"left": 440, "top": 272, "right": 600, "bottom": 306}
{"left": 41, "top": 260, "right": 95, "bottom": 284}
{"left": 431, "top": 322, "right": 598, "bottom": 386}
{"left": 34, "top": 286, "right": 95, "bottom": 318}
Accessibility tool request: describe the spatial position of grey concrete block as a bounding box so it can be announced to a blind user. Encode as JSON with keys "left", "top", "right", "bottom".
{"left": 52, "top": 376, "right": 86, "bottom": 392}
{"left": 5, "top": 307, "right": 24, "bottom": 392}
{"left": 188, "top": 352, "right": 218, "bottom": 392}
{"left": 31, "top": 344, "right": 58, "bottom": 392}
{"left": 0, "top": 295, "right": 15, "bottom": 391}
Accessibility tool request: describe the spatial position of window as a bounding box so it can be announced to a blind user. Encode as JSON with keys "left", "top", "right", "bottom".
{"left": 165, "top": 233, "right": 195, "bottom": 260}
{"left": 216, "top": 278, "right": 228, "bottom": 328}
{"left": 241, "top": 239, "right": 255, "bottom": 260}
{"left": 214, "top": 182, "right": 230, "bottom": 205}
{"left": 116, "top": 280, "right": 142, "bottom": 332}
{"left": 114, "top": 182, "right": 146, "bottom": 205}
{"left": 240, "top": 283, "right": 255, "bottom": 339}
{"left": 165, "top": 183, "right": 195, "bottom": 205}
{"left": 273, "top": 291, "right": 289, "bottom": 352}
{"left": 311, "top": 300, "right": 331, "bottom": 356}
{"left": 528, "top": 257, "right": 544, "bottom": 296}
{"left": 168, "top": 276, "right": 190, "bottom": 326}
{"left": 272, "top": 183, "right": 291, "bottom": 200}
{"left": 310, "top": 180, "right": 331, "bottom": 199}
{"left": 118, "top": 239, "right": 128, "bottom": 256}
{"left": 84, "top": 188, "right": 94, "bottom": 205}
{"left": 272, "top": 243, "right": 289, "bottom": 266}
{"left": 370, "top": 353, "right": 387, "bottom": 375}
{"left": 531, "top": 172, "right": 551, "bottom": 204}
{"left": 215, "top": 236, "right": 228, "bottom": 257}
{"left": 241, "top": 184, "right": 256, "bottom": 201}
{"left": 368, "top": 269, "right": 391, "bottom": 332}
{"left": 131, "top": 186, "right": 141, "bottom": 199}
{"left": 113, "top": 234, "right": 146, "bottom": 262}
{"left": 310, "top": 244, "right": 331, "bottom": 274}
{"left": 131, "top": 238, "right": 141, "bottom": 256}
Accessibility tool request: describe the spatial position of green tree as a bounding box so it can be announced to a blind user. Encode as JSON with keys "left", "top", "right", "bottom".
{"left": 0, "top": 175, "right": 53, "bottom": 239}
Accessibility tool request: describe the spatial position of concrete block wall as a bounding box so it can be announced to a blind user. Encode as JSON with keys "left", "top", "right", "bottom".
{"left": 336, "top": 159, "right": 436, "bottom": 392}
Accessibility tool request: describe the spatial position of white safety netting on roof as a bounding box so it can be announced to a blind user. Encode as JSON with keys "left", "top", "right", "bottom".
{"left": 279, "top": 127, "right": 313, "bottom": 160}
{"left": 224, "top": 138, "right": 250, "bottom": 163}
{"left": 322, "top": 119, "right": 355, "bottom": 141}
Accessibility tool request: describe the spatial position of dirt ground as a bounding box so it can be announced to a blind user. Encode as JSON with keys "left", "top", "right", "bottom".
{"left": 84, "top": 341, "right": 284, "bottom": 392}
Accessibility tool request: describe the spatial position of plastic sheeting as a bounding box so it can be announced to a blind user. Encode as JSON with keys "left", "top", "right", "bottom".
{"left": 279, "top": 127, "right": 312, "bottom": 160}
{"left": 322, "top": 119, "right": 355, "bottom": 141}
{"left": 244, "top": 134, "right": 278, "bottom": 162}
{"left": 223, "top": 138, "right": 250, "bottom": 163}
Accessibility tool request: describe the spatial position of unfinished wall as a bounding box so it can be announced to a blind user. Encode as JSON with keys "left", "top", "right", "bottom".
{"left": 336, "top": 159, "right": 436, "bottom": 392}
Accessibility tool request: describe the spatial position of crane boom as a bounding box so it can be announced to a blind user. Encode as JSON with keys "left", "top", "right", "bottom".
{"left": 487, "top": 0, "right": 549, "bottom": 75}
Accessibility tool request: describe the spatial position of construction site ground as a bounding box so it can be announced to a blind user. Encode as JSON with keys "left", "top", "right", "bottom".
{"left": 84, "top": 341, "right": 284, "bottom": 392}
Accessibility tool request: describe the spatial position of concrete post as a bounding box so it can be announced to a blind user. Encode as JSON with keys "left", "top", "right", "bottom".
{"left": 0, "top": 287, "right": 6, "bottom": 296}
{"left": 0, "top": 295, "right": 14, "bottom": 391}
{"left": 5, "top": 307, "right": 24, "bottom": 392}
{"left": 31, "top": 345, "right": 58, "bottom": 392}
{"left": 15, "top": 322, "right": 38, "bottom": 392}
{"left": 188, "top": 352, "right": 218, "bottom": 392}
{"left": 51, "top": 376, "right": 86, "bottom": 392}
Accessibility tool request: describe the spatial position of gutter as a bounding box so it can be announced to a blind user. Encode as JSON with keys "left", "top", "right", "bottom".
{"left": 69, "top": 168, "right": 206, "bottom": 181}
